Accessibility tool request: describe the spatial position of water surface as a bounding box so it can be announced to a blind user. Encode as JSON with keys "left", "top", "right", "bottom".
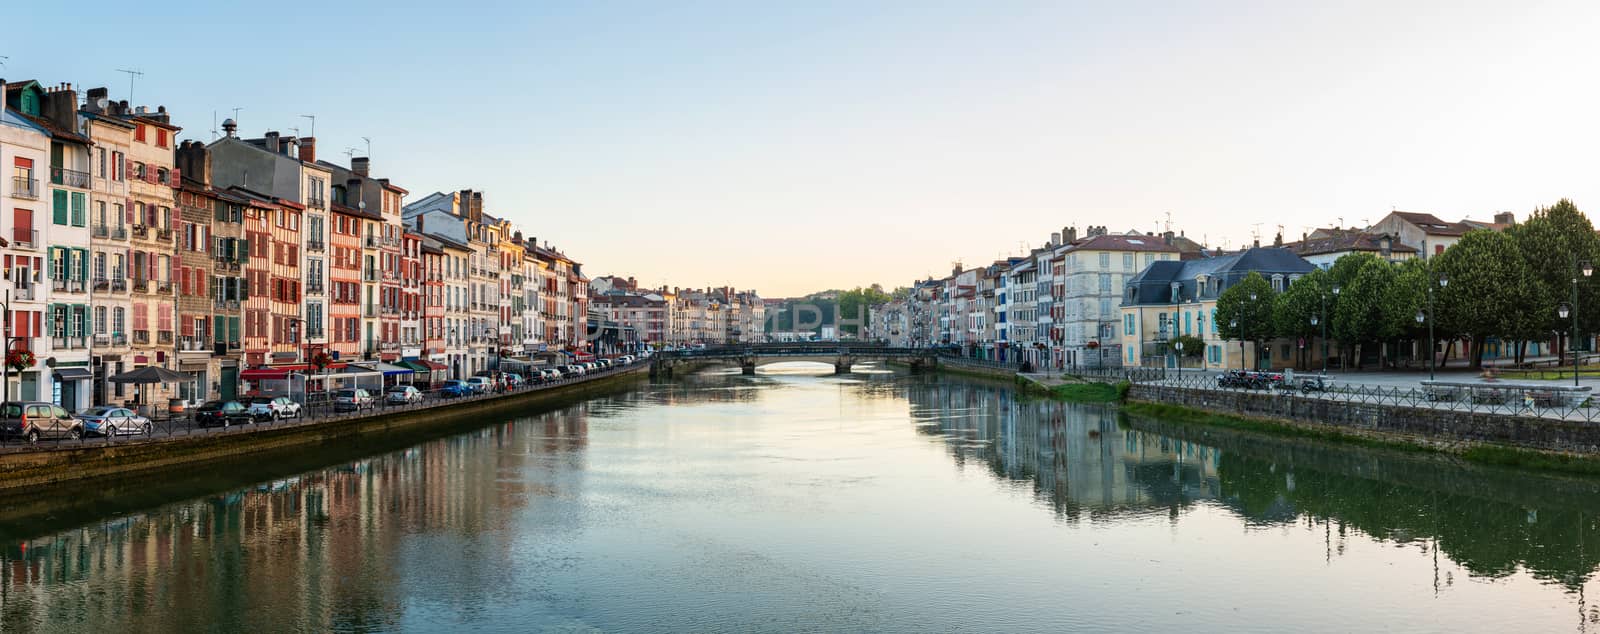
{"left": 2, "top": 363, "right": 1598, "bottom": 632}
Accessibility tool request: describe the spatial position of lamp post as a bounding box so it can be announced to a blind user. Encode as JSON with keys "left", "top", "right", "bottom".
{"left": 1234, "top": 291, "right": 1258, "bottom": 370}
{"left": 1419, "top": 269, "right": 1449, "bottom": 381}
{"left": 1567, "top": 258, "right": 1593, "bottom": 386}
{"left": 1174, "top": 340, "right": 1184, "bottom": 379}
{"left": 1313, "top": 285, "right": 1340, "bottom": 376}
{"left": 1230, "top": 319, "right": 1241, "bottom": 371}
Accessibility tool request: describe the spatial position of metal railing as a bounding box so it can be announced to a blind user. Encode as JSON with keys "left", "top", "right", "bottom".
{"left": 131, "top": 225, "right": 149, "bottom": 239}
{"left": 11, "top": 177, "right": 39, "bottom": 200}
{"left": 157, "top": 331, "right": 173, "bottom": 345}
{"left": 112, "top": 226, "right": 127, "bottom": 240}
{"left": 132, "top": 331, "right": 149, "bottom": 345}
{"left": 306, "top": 239, "right": 325, "bottom": 252}
{"left": 11, "top": 229, "right": 38, "bottom": 248}
{"left": 50, "top": 167, "right": 90, "bottom": 188}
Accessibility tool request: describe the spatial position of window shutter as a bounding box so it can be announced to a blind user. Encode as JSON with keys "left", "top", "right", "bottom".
{"left": 125, "top": 198, "right": 135, "bottom": 224}
{"left": 241, "top": 276, "right": 249, "bottom": 300}
{"left": 170, "top": 168, "right": 181, "bottom": 187}
{"left": 52, "top": 190, "right": 68, "bottom": 225}
{"left": 125, "top": 159, "right": 135, "bottom": 178}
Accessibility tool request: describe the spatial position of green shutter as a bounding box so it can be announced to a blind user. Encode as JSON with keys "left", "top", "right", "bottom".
{"left": 229, "top": 316, "right": 240, "bottom": 342}
{"left": 52, "top": 190, "right": 68, "bottom": 225}
{"left": 240, "top": 239, "right": 249, "bottom": 263}
{"left": 77, "top": 249, "right": 88, "bottom": 282}
{"left": 240, "top": 276, "right": 249, "bottom": 300}
{"left": 70, "top": 193, "right": 86, "bottom": 227}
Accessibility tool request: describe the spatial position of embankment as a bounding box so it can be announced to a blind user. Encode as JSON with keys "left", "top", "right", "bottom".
{"left": 0, "top": 367, "right": 648, "bottom": 497}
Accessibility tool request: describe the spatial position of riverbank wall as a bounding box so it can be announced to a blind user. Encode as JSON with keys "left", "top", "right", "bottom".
{"left": 894, "top": 357, "right": 1016, "bottom": 380}
{"left": 0, "top": 366, "right": 649, "bottom": 495}
{"left": 1126, "top": 382, "right": 1600, "bottom": 456}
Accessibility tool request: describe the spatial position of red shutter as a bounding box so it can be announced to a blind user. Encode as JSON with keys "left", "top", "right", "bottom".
{"left": 125, "top": 159, "right": 135, "bottom": 177}
{"left": 125, "top": 198, "right": 135, "bottom": 223}
{"left": 170, "top": 167, "right": 181, "bottom": 187}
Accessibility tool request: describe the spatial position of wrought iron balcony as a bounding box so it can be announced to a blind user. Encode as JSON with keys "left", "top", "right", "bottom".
{"left": 50, "top": 167, "right": 90, "bottom": 188}
{"left": 111, "top": 278, "right": 126, "bottom": 292}
{"left": 157, "top": 281, "right": 173, "bottom": 294}
{"left": 112, "top": 226, "right": 127, "bottom": 240}
{"left": 92, "top": 225, "right": 109, "bottom": 238}
{"left": 11, "top": 229, "right": 37, "bottom": 249}
{"left": 157, "top": 331, "right": 173, "bottom": 345}
{"left": 364, "top": 235, "right": 380, "bottom": 248}
{"left": 307, "top": 195, "right": 326, "bottom": 209}
{"left": 132, "top": 330, "right": 149, "bottom": 345}
{"left": 131, "top": 225, "right": 149, "bottom": 239}
{"left": 306, "top": 239, "right": 325, "bottom": 252}
{"left": 156, "top": 228, "right": 173, "bottom": 242}
{"left": 11, "top": 176, "right": 38, "bottom": 200}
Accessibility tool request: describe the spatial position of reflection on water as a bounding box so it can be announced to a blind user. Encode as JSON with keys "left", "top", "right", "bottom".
{"left": 3, "top": 372, "right": 1600, "bottom": 632}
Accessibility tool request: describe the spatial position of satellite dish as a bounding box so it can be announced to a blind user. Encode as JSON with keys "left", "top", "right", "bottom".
{"left": 358, "top": 200, "right": 366, "bottom": 210}
{"left": 95, "top": 96, "right": 109, "bottom": 109}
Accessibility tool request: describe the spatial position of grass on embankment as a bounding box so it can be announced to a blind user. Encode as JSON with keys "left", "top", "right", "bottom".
{"left": 1121, "top": 400, "right": 1600, "bottom": 477}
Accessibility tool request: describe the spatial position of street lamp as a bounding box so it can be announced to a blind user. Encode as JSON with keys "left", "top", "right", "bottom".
{"left": 1567, "top": 258, "right": 1593, "bottom": 387}
{"left": 1230, "top": 318, "right": 1242, "bottom": 371}
{"left": 1174, "top": 340, "right": 1184, "bottom": 379}
{"left": 1314, "top": 284, "right": 1340, "bottom": 376}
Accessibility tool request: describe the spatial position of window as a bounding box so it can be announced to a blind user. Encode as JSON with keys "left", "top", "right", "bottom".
{"left": 1122, "top": 253, "right": 1133, "bottom": 270}
{"left": 134, "top": 124, "right": 147, "bottom": 143}
{"left": 1125, "top": 314, "right": 1134, "bottom": 335}
{"left": 1099, "top": 274, "right": 1111, "bottom": 293}
{"left": 94, "top": 306, "right": 106, "bottom": 335}
{"left": 96, "top": 148, "right": 106, "bottom": 178}
{"left": 70, "top": 192, "right": 85, "bottom": 227}
{"left": 156, "top": 129, "right": 168, "bottom": 148}
{"left": 1098, "top": 253, "right": 1110, "bottom": 269}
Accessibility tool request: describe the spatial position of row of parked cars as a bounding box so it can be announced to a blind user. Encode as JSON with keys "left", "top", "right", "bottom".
{"left": 0, "top": 355, "right": 644, "bottom": 442}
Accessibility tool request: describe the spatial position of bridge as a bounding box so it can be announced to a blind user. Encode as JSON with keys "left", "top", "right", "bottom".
{"left": 649, "top": 343, "right": 941, "bottom": 377}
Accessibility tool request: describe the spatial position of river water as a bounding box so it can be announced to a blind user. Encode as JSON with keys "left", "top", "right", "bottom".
{"left": 2, "top": 364, "right": 1598, "bottom": 632}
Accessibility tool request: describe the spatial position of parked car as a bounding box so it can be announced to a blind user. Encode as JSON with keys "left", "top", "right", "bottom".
{"left": 75, "top": 406, "right": 152, "bottom": 437}
{"left": 0, "top": 402, "right": 84, "bottom": 441}
{"left": 332, "top": 389, "right": 377, "bottom": 412}
{"left": 541, "top": 368, "right": 562, "bottom": 381}
{"left": 619, "top": 355, "right": 635, "bottom": 365}
{"left": 386, "top": 385, "right": 423, "bottom": 405}
{"left": 465, "top": 377, "right": 493, "bottom": 394}
{"left": 565, "top": 364, "right": 587, "bottom": 377}
{"left": 597, "top": 359, "right": 614, "bottom": 369}
{"left": 440, "top": 380, "right": 473, "bottom": 398}
{"left": 504, "top": 373, "right": 525, "bottom": 388}
{"left": 245, "top": 396, "right": 303, "bottom": 422}
{"left": 194, "top": 400, "right": 253, "bottom": 428}
{"left": 583, "top": 362, "right": 598, "bottom": 372}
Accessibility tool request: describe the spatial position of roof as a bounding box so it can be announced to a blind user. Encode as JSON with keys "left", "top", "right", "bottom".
{"left": 1068, "top": 233, "right": 1183, "bottom": 253}
{"left": 1123, "top": 247, "right": 1315, "bottom": 306}
{"left": 1388, "top": 212, "right": 1471, "bottom": 237}
{"left": 1285, "top": 230, "right": 1419, "bottom": 257}
{"left": 330, "top": 202, "right": 382, "bottom": 220}
{"left": 10, "top": 110, "right": 92, "bottom": 145}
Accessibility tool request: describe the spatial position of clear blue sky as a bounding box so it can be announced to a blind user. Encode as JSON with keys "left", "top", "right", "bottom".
{"left": 7, "top": 1, "right": 1600, "bottom": 296}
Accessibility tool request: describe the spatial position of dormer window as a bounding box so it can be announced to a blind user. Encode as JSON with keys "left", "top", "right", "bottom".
{"left": 1271, "top": 274, "right": 1286, "bottom": 293}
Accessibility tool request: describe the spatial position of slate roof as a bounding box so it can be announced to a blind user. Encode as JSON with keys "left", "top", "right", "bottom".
{"left": 1069, "top": 233, "right": 1182, "bottom": 253}
{"left": 1391, "top": 212, "right": 1471, "bottom": 237}
{"left": 1123, "top": 247, "right": 1315, "bottom": 306}
{"left": 1284, "top": 230, "right": 1418, "bottom": 257}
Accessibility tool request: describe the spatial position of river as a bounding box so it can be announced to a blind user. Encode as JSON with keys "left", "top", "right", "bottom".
{"left": 1, "top": 364, "right": 1597, "bottom": 632}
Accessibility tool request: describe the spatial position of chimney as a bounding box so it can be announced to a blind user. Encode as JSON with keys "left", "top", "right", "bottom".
{"left": 222, "top": 118, "right": 238, "bottom": 137}
{"left": 456, "top": 189, "right": 472, "bottom": 217}
{"left": 472, "top": 191, "right": 483, "bottom": 220}
{"left": 352, "top": 156, "right": 370, "bottom": 177}
{"left": 1380, "top": 235, "right": 1393, "bottom": 258}
{"left": 85, "top": 87, "right": 109, "bottom": 113}
{"left": 1494, "top": 211, "right": 1515, "bottom": 226}
{"left": 40, "top": 83, "right": 78, "bottom": 132}
{"left": 1252, "top": 237, "right": 1260, "bottom": 249}
{"left": 299, "top": 136, "right": 317, "bottom": 163}
{"left": 1163, "top": 230, "right": 1175, "bottom": 246}
{"left": 1050, "top": 232, "right": 1061, "bottom": 247}
{"left": 1272, "top": 231, "right": 1283, "bottom": 248}
{"left": 176, "top": 140, "right": 213, "bottom": 188}
{"left": 1063, "top": 226, "right": 1077, "bottom": 243}
{"left": 264, "top": 131, "right": 281, "bottom": 154}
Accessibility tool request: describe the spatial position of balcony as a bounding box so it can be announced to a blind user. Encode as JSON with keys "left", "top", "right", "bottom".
{"left": 13, "top": 287, "right": 33, "bottom": 301}
{"left": 364, "top": 235, "right": 379, "bottom": 248}
{"left": 92, "top": 225, "right": 109, "bottom": 238}
{"left": 307, "top": 195, "right": 326, "bottom": 209}
{"left": 214, "top": 298, "right": 241, "bottom": 310}
{"left": 157, "top": 281, "right": 173, "bottom": 294}
{"left": 132, "top": 280, "right": 148, "bottom": 293}
{"left": 131, "top": 225, "right": 149, "bottom": 239}
{"left": 11, "top": 228, "right": 38, "bottom": 249}
{"left": 363, "top": 269, "right": 378, "bottom": 283}
{"left": 306, "top": 283, "right": 324, "bottom": 295}
{"left": 306, "top": 239, "right": 325, "bottom": 252}
{"left": 112, "top": 226, "right": 127, "bottom": 240}
{"left": 380, "top": 341, "right": 400, "bottom": 352}
{"left": 50, "top": 167, "right": 90, "bottom": 189}
{"left": 51, "top": 336, "right": 87, "bottom": 350}
{"left": 156, "top": 228, "right": 173, "bottom": 242}
{"left": 157, "top": 331, "right": 172, "bottom": 345}
{"left": 363, "top": 305, "right": 376, "bottom": 318}
{"left": 51, "top": 279, "right": 85, "bottom": 293}
{"left": 94, "top": 334, "right": 111, "bottom": 347}
{"left": 178, "top": 336, "right": 209, "bottom": 352}
{"left": 111, "top": 278, "right": 126, "bottom": 292}
{"left": 11, "top": 176, "right": 39, "bottom": 200}
{"left": 132, "top": 330, "right": 149, "bottom": 345}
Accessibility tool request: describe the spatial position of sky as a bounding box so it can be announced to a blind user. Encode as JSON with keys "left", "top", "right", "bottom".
{"left": 6, "top": 1, "right": 1600, "bottom": 296}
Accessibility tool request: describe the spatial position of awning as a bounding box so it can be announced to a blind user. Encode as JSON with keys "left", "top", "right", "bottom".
{"left": 400, "top": 360, "right": 431, "bottom": 373}
{"left": 241, "top": 368, "right": 290, "bottom": 381}
{"left": 415, "top": 360, "right": 448, "bottom": 371}
{"left": 353, "top": 362, "right": 414, "bottom": 376}
{"left": 53, "top": 367, "right": 93, "bottom": 381}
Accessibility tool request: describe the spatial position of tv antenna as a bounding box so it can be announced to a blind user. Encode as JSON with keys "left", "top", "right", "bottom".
{"left": 299, "top": 114, "right": 316, "bottom": 137}
{"left": 231, "top": 107, "right": 243, "bottom": 128}
{"left": 361, "top": 136, "right": 371, "bottom": 158}
{"left": 116, "top": 68, "right": 144, "bottom": 104}
{"left": 211, "top": 110, "right": 218, "bottom": 140}
{"left": 1164, "top": 211, "right": 1172, "bottom": 232}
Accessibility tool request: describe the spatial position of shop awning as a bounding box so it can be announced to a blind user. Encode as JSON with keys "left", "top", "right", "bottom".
{"left": 354, "top": 362, "right": 414, "bottom": 376}
{"left": 241, "top": 368, "right": 290, "bottom": 381}
{"left": 400, "top": 360, "right": 431, "bottom": 373}
{"left": 415, "top": 360, "right": 448, "bottom": 371}
{"left": 53, "top": 367, "right": 93, "bottom": 381}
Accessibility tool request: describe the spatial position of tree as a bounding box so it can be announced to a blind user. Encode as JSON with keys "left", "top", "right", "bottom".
{"left": 1273, "top": 269, "right": 1332, "bottom": 370}
{"left": 1434, "top": 230, "right": 1547, "bottom": 367}
{"left": 1333, "top": 256, "right": 1397, "bottom": 368}
{"left": 1169, "top": 334, "right": 1205, "bottom": 358}
{"left": 1214, "top": 272, "right": 1276, "bottom": 368}
{"left": 1508, "top": 199, "right": 1600, "bottom": 364}
{"left": 1381, "top": 258, "right": 1429, "bottom": 366}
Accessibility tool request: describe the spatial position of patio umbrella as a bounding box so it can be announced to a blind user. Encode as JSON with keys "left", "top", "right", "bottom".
{"left": 108, "top": 366, "right": 193, "bottom": 408}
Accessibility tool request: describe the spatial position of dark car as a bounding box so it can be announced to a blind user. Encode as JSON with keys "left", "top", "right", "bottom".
{"left": 439, "top": 380, "right": 473, "bottom": 398}
{"left": 194, "top": 401, "right": 252, "bottom": 428}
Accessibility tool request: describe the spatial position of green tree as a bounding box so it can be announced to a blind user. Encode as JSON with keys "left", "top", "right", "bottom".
{"left": 1273, "top": 269, "right": 1332, "bottom": 370}
{"left": 1381, "top": 258, "right": 1430, "bottom": 366}
{"left": 1508, "top": 199, "right": 1600, "bottom": 364}
{"left": 1434, "top": 230, "right": 1547, "bottom": 367}
{"left": 1214, "top": 272, "right": 1276, "bottom": 368}
{"left": 1333, "top": 256, "right": 1397, "bottom": 368}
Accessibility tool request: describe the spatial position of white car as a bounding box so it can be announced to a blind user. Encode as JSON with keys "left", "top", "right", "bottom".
{"left": 565, "top": 364, "right": 587, "bottom": 377}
